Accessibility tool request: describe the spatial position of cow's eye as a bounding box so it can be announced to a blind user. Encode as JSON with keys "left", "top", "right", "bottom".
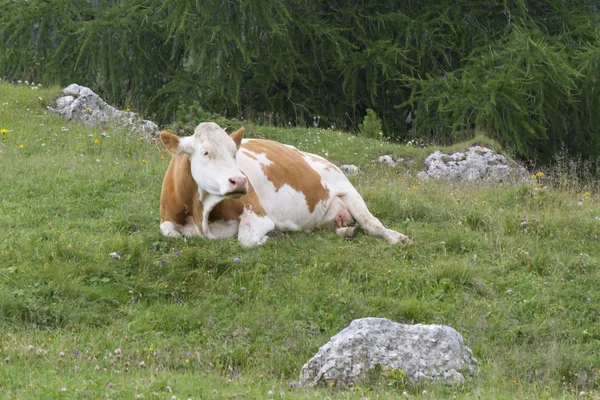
{"left": 202, "top": 151, "right": 209, "bottom": 157}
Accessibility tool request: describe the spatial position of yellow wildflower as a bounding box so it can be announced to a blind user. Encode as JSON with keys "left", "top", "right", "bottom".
{"left": 1, "top": 128, "right": 7, "bottom": 134}
{"left": 185, "top": 359, "right": 189, "bottom": 364}
{"left": 584, "top": 192, "right": 591, "bottom": 200}
{"left": 38, "top": 97, "right": 43, "bottom": 101}
{"left": 535, "top": 171, "right": 544, "bottom": 177}
{"left": 142, "top": 159, "right": 147, "bottom": 164}
{"left": 19, "top": 144, "right": 24, "bottom": 149}
{"left": 94, "top": 138, "right": 100, "bottom": 144}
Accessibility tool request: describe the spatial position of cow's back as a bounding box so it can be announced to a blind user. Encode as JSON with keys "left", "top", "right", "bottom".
{"left": 237, "top": 139, "right": 345, "bottom": 230}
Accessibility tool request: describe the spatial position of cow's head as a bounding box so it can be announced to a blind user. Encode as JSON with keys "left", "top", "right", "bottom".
{"left": 161, "top": 123, "right": 248, "bottom": 198}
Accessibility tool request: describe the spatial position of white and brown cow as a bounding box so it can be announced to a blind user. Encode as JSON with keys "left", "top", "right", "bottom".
{"left": 159, "top": 122, "right": 410, "bottom": 247}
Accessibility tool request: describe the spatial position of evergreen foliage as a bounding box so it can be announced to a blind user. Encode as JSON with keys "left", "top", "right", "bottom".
{"left": 359, "top": 108, "right": 383, "bottom": 140}
{"left": 2, "top": 0, "right": 600, "bottom": 161}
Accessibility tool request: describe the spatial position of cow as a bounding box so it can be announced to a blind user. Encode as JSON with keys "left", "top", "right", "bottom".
{"left": 159, "top": 122, "right": 410, "bottom": 247}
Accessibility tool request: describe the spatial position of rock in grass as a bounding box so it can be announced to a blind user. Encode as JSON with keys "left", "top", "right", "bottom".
{"left": 299, "top": 317, "right": 477, "bottom": 388}
{"left": 378, "top": 155, "right": 404, "bottom": 167}
{"left": 49, "top": 84, "right": 159, "bottom": 138}
{"left": 418, "top": 146, "right": 527, "bottom": 183}
{"left": 339, "top": 164, "right": 360, "bottom": 176}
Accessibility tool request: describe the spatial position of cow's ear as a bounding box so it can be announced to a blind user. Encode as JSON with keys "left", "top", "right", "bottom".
{"left": 160, "top": 131, "right": 194, "bottom": 155}
{"left": 229, "top": 127, "right": 245, "bottom": 149}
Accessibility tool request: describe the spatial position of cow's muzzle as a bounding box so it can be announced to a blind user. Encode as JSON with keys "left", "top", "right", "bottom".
{"left": 224, "top": 176, "right": 248, "bottom": 197}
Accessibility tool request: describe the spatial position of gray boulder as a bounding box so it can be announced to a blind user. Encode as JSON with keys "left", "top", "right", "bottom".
{"left": 419, "top": 146, "right": 527, "bottom": 183}
{"left": 299, "top": 318, "right": 477, "bottom": 388}
{"left": 49, "top": 84, "right": 159, "bottom": 138}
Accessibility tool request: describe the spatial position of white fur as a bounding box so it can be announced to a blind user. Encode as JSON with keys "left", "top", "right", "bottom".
{"left": 181, "top": 216, "right": 201, "bottom": 237}
{"left": 181, "top": 123, "right": 247, "bottom": 197}
{"left": 238, "top": 208, "right": 275, "bottom": 248}
{"left": 208, "top": 219, "right": 240, "bottom": 239}
{"left": 237, "top": 142, "right": 332, "bottom": 230}
{"left": 239, "top": 139, "right": 409, "bottom": 245}
{"left": 160, "top": 221, "right": 182, "bottom": 237}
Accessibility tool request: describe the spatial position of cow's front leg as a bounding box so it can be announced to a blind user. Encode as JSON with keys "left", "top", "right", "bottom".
{"left": 181, "top": 215, "right": 201, "bottom": 237}
{"left": 238, "top": 207, "right": 275, "bottom": 247}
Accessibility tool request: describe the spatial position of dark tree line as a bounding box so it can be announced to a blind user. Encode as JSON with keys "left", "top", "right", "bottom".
{"left": 2, "top": 0, "right": 600, "bottom": 162}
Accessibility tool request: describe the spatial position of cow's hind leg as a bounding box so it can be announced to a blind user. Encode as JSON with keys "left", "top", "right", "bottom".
{"left": 238, "top": 207, "right": 275, "bottom": 247}
{"left": 339, "top": 191, "right": 410, "bottom": 244}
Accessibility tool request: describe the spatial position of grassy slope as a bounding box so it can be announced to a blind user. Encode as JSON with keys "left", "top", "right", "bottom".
{"left": 1, "top": 83, "right": 599, "bottom": 399}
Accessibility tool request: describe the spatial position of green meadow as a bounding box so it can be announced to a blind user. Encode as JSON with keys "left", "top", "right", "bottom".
{"left": 1, "top": 83, "right": 599, "bottom": 399}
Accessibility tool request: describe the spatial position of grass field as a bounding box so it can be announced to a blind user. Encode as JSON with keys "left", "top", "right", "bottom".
{"left": 1, "top": 82, "right": 600, "bottom": 399}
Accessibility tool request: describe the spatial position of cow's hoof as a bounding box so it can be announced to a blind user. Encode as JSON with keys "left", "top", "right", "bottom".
{"left": 384, "top": 229, "right": 411, "bottom": 245}
{"left": 160, "top": 221, "right": 182, "bottom": 237}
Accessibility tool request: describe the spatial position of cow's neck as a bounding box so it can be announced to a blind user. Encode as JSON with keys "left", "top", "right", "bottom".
{"left": 198, "top": 190, "right": 225, "bottom": 239}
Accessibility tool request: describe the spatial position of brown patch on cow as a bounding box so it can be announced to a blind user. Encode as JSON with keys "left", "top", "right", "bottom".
{"left": 229, "top": 127, "right": 245, "bottom": 149}
{"left": 241, "top": 140, "right": 330, "bottom": 212}
{"left": 160, "top": 131, "right": 180, "bottom": 154}
{"left": 209, "top": 180, "right": 266, "bottom": 222}
{"left": 160, "top": 154, "right": 204, "bottom": 229}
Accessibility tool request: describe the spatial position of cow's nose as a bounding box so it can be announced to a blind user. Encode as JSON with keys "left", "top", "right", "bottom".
{"left": 228, "top": 176, "right": 247, "bottom": 192}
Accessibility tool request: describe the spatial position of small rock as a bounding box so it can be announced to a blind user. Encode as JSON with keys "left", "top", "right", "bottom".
{"left": 378, "top": 155, "right": 397, "bottom": 167}
{"left": 339, "top": 164, "right": 360, "bottom": 176}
